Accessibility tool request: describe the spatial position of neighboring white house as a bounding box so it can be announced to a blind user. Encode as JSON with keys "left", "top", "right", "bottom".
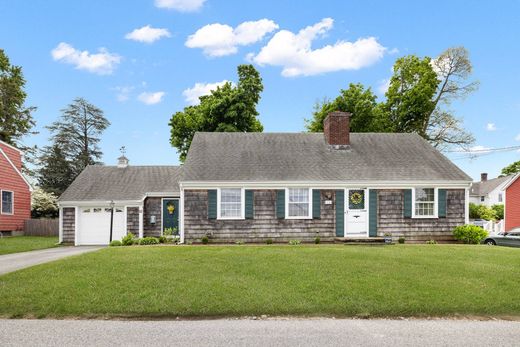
{"left": 469, "top": 173, "right": 514, "bottom": 207}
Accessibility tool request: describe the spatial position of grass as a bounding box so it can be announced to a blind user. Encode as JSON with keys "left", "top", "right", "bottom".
{"left": 0, "top": 244, "right": 519, "bottom": 319}
{"left": 0, "top": 236, "right": 59, "bottom": 255}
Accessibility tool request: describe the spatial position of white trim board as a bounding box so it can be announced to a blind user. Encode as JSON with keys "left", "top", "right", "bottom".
{"left": 0, "top": 147, "right": 32, "bottom": 190}
{"left": 180, "top": 180, "right": 472, "bottom": 189}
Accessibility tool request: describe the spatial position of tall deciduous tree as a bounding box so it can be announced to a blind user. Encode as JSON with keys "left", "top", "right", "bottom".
{"left": 37, "top": 143, "right": 75, "bottom": 196}
{"left": 169, "top": 64, "right": 264, "bottom": 161}
{"left": 0, "top": 49, "right": 36, "bottom": 145}
{"left": 47, "top": 98, "right": 110, "bottom": 176}
{"left": 306, "top": 47, "right": 477, "bottom": 151}
{"left": 305, "top": 83, "right": 383, "bottom": 132}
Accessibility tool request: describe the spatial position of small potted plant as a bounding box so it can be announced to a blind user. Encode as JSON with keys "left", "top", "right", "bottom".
{"left": 384, "top": 232, "right": 393, "bottom": 244}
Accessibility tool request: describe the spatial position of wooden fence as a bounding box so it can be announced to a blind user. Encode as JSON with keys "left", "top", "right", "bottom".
{"left": 23, "top": 219, "right": 59, "bottom": 236}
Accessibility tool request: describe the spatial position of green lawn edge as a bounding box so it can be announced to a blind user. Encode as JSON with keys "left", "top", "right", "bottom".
{"left": 0, "top": 245, "right": 519, "bottom": 319}
{"left": 0, "top": 236, "right": 59, "bottom": 255}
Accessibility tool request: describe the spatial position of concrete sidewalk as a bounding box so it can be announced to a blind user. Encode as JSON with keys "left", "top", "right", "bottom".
{"left": 0, "top": 246, "right": 102, "bottom": 275}
{"left": 0, "top": 318, "right": 519, "bottom": 346}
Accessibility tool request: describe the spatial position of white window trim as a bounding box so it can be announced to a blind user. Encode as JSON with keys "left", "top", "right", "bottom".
{"left": 285, "top": 187, "right": 313, "bottom": 220}
{"left": 0, "top": 190, "right": 14, "bottom": 215}
{"left": 411, "top": 187, "right": 438, "bottom": 219}
{"left": 217, "top": 188, "right": 245, "bottom": 220}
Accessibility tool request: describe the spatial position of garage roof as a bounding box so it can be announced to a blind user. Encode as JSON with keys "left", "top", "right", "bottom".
{"left": 59, "top": 165, "right": 182, "bottom": 202}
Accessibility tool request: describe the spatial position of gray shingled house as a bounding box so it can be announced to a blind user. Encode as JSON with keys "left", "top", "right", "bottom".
{"left": 59, "top": 111, "right": 472, "bottom": 245}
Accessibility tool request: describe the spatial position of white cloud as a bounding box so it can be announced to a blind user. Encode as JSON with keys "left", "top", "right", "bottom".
{"left": 468, "top": 145, "right": 492, "bottom": 154}
{"left": 154, "top": 0, "right": 206, "bottom": 12}
{"left": 251, "top": 18, "right": 386, "bottom": 77}
{"left": 125, "top": 25, "right": 171, "bottom": 43}
{"left": 185, "top": 19, "right": 279, "bottom": 57}
{"left": 182, "top": 80, "right": 229, "bottom": 105}
{"left": 51, "top": 42, "right": 121, "bottom": 75}
{"left": 377, "top": 79, "right": 390, "bottom": 95}
{"left": 516, "top": 133, "right": 520, "bottom": 141}
{"left": 112, "top": 86, "right": 134, "bottom": 102}
{"left": 138, "top": 91, "right": 165, "bottom": 105}
{"left": 486, "top": 123, "right": 497, "bottom": 131}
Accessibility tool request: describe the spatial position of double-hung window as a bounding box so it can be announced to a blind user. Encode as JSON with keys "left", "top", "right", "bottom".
{"left": 218, "top": 188, "right": 243, "bottom": 219}
{"left": 287, "top": 188, "right": 311, "bottom": 218}
{"left": 1, "top": 190, "right": 14, "bottom": 214}
{"left": 413, "top": 188, "right": 436, "bottom": 218}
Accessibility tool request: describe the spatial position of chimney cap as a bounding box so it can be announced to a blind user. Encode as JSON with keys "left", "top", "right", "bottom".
{"left": 480, "top": 173, "right": 488, "bottom": 182}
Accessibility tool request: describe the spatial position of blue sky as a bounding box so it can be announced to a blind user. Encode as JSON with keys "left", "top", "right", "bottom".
{"left": 1, "top": 0, "right": 519, "bottom": 181}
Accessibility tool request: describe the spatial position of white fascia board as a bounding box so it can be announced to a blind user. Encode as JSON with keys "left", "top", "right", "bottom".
{"left": 501, "top": 173, "right": 520, "bottom": 191}
{"left": 0, "top": 139, "right": 23, "bottom": 153}
{"left": 180, "top": 180, "right": 472, "bottom": 189}
{"left": 140, "top": 192, "right": 180, "bottom": 200}
{"left": 58, "top": 200, "right": 142, "bottom": 207}
{"left": 0, "top": 147, "right": 32, "bottom": 190}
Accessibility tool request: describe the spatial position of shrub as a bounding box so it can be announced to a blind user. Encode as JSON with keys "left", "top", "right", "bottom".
{"left": 201, "top": 235, "right": 209, "bottom": 244}
{"left": 138, "top": 237, "right": 159, "bottom": 245}
{"left": 398, "top": 237, "right": 405, "bottom": 244}
{"left": 109, "top": 240, "right": 122, "bottom": 247}
{"left": 425, "top": 239, "right": 437, "bottom": 245}
{"left": 158, "top": 236, "right": 167, "bottom": 244}
{"left": 121, "top": 233, "right": 134, "bottom": 246}
{"left": 265, "top": 238, "right": 273, "bottom": 245}
{"left": 163, "top": 228, "right": 173, "bottom": 236}
{"left": 289, "top": 240, "right": 301, "bottom": 245}
{"left": 314, "top": 236, "right": 320, "bottom": 244}
{"left": 469, "top": 203, "right": 497, "bottom": 221}
{"left": 491, "top": 204, "right": 504, "bottom": 220}
{"left": 453, "top": 224, "right": 488, "bottom": 244}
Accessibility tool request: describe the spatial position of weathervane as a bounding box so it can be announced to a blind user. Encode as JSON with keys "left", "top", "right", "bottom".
{"left": 120, "top": 146, "right": 126, "bottom": 156}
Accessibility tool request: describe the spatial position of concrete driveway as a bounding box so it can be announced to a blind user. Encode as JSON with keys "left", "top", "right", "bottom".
{"left": 0, "top": 318, "right": 519, "bottom": 346}
{"left": 0, "top": 246, "right": 102, "bottom": 275}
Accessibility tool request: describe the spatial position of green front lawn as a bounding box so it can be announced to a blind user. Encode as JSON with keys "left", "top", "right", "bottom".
{"left": 0, "top": 245, "right": 519, "bottom": 318}
{"left": 0, "top": 236, "right": 59, "bottom": 255}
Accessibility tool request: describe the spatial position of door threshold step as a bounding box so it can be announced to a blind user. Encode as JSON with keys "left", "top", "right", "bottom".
{"left": 334, "top": 237, "right": 387, "bottom": 244}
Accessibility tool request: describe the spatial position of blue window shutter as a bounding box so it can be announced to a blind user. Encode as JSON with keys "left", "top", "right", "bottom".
{"left": 335, "top": 190, "right": 344, "bottom": 237}
{"left": 208, "top": 189, "right": 217, "bottom": 219}
{"left": 245, "top": 190, "right": 254, "bottom": 219}
{"left": 276, "top": 190, "right": 285, "bottom": 219}
{"left": 438, "top": 189, "right": 447, "bottom": 218}
{"left": 404, "top": 189, "right": 412, "bottom": 218}
{"left": 312, "top": 189, "right": 321, "bottom": 219}
{"left": 369, "top": 189, "right": 378, "bottom": 237}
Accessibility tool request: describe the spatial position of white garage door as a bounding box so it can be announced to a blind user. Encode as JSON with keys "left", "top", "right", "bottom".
{"left": 77, "top": 207, "right": 126, "bottom": 245}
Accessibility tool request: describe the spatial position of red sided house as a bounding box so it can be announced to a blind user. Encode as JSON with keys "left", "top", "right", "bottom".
{"left": 0, "top": 140, "right": 31, "bottom": 233}
{"left": 504, "top": 173, "right": 520, "bottom": 231}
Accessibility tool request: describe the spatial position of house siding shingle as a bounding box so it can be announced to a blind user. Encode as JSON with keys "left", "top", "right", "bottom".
{"left": 62, "top": 207, "right": 75, "bottom": 243}
{"left": 183, "top": 188, "right": 466, "bottom": 243}
{"left": 143, "top": 197, "right": 162, "bottom": 237}
{"left": 126, "top": 207, "right": 140, "bottom": 236}
{"left": 377, "top": 189, "right": 465, "bottom": 242}
{"left": 183, "top": 189, "right": 336, "bottom": 243}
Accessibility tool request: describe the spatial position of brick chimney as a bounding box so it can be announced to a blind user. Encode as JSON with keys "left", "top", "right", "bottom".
{"left": 324, "top": 111, "right": 351, "bottom": 149}
{"left": 481, "top": 173, "right": 488, "bottom": 182}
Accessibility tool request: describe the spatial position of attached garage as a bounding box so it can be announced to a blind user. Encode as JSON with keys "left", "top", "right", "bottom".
{"left": 76, "top": 206, "right": 127, "bottom": 245}
{"left": 58, "top": 159, "right": 183, "bottom": 245}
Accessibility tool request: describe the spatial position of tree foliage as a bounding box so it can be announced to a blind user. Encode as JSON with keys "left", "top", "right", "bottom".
{"left": 501, "top": 160, "right": 520, "bottom": 176}
{"left": 31, "top": 187, "right": 59, "bottom": 219}
{"left": 306, "top": 47, "right": 477, "bottom": 151}
{"left": 37, "top": 143, "right": 75, "bottom": 196}
{"left": 0, "top": 49, "right": 36, "bottom": 146}
{"left": 46, "top": 98, "right": 110, "bottom": 176}
{"left": 169, "top": 65, "right": 264, "bottom": 161}
{"left": 305, "top": 83, "right": 383, "bottom": 132}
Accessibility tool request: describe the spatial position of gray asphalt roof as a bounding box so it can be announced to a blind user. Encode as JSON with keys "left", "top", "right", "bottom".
{"left": 59, "top": 165, "right": 182, "bottom": 202}
{"left": 182, "top": 132, "right": 472, "bottom": 182}
{"left": 470, "top": 175, "right": 514, "bottom": 196}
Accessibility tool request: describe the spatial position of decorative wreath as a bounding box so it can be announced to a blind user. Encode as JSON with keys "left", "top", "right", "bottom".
{"left": 350, "top": 192, "right": 363, "bottom": 205}
{"left": 167, "top": 203, "right": 175, "bottom": 214}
